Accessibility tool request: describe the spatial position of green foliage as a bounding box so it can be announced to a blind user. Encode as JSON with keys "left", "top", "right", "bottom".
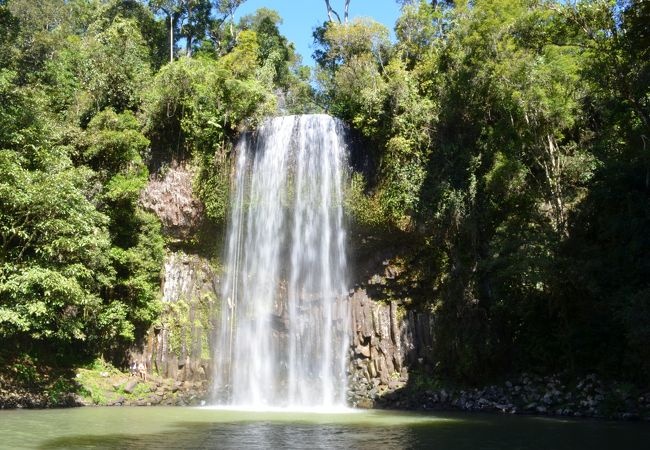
{"left": 143, "top": 55, "right": 274, "bottom": 157}
{"left": 83, "top": 108, "right": 149, "bottom": 179}
{"left": 9, "top": 354, "right": 37, "bottom": 385}
{"left": 0, "top": 0, "right": 303, "bottom": 373}
{"left": 75, "top": 358, "right": 123, "bottom": 405}
{"left": 0, "top": 99, "right": 160, "bottom": 347}
{"left": 0, "top": 146, "right": 112, "bottom": 342}
{"left": 194, "top": 151, "right": 231, "bottom": 223}
{"left": 177, "top": 0, "right": 213, "bottom": 56}
{"left": 78, "top": 17, "right": 152, "bottom": 121}
{"left": 318, "top": 0, "right": 650, "bottom": 383}
{"left": 101, "top": 0, "right": 168, "bottom": 69}
{"left": 239, "top": 8, "right": 296, "bottom": 88}
{"left": 107, "top": 209, "right": 164, "bottom": 325}
{"left": 0, "top": 1, "right": 165, "bottom": 353}
{"left": 73, "top": 357, "right": 170, "bottom": 405}
{"left": 0, "top": 2, "right": 18, "bottom": 69}
{"left": 344, "top": 172, "right": 387, "bottom": 230}
{"left": 0, "top": 68, "right": 43, "bottom": 150}
{"left": 315, "top": 18, "right": 434, "bottom": 228}
{"left": 142, "top": 54, "right": 275, "bottom": 222}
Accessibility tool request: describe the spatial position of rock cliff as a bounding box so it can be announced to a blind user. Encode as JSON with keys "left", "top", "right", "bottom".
{"left": 136, "top": 162, "right": 436, "bottom": 404}
{"left": 139, "top": 165, "right": 204, "bottom": 239}
{"left": 131, "top": 252, "right": 219, "bottom": 386}
{"left": 347, "top": 287, "right": 434, "bottom": 407}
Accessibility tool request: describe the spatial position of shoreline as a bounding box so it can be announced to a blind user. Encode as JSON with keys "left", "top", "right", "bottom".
{"left": 3, "top": 376, "right": 649, "bottom": 422}
{"left": 369, "top": 373, "right": 650, "bottom": 422}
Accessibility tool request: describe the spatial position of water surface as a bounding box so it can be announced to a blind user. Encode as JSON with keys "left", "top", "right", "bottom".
{"left": 1, "top": 407, "right": 649, "bottom": 449}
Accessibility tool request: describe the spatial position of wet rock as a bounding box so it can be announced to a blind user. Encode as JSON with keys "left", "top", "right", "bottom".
{"left": 357, "top": 398, "right": 374, "bottom": 409}
{"left": 110, "top": 396, "right": 126, "bottom": 406}
{"left": 129, "top": 249, "right": 219, "bottom": 386}
{"left": 148, "top": 394, "right": 162, "bottom": 404}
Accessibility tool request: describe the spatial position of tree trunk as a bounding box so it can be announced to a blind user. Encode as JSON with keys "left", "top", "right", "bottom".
{"left": 169, "top": 14, "right": 174, "bottom": 62}
{"left": 324, "top": 0, "right": 341, "bottom": 23}
{"left": 186, "top": 2, "right": 193, "bottom": 57}
{"left": 541, "top": 134, "right": 567, "bottom": 237}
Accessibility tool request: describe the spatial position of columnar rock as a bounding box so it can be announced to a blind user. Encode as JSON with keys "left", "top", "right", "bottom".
{"left": 346, "top": 278, "right": 436, "bottom": 408}
{"left": 131, "top": 252, "right": 218, "bottom": 383}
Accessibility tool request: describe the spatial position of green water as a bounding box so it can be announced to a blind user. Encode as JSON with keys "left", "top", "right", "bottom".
{"left": 0, "top": 407, "right": 649, "bottom": 449}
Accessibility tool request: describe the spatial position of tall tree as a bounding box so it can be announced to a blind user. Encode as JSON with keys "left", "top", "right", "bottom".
{"left": 324, "top": 0, "right": 351, "bottom": 23}
{"left": 149, "top": 0, "right": 183, "bottom": 62}
{"left": 216, "top": 0, "right": 245, "bottom": 37}
{"left": 178, "top": 0, "right": 211, "bottom": 56}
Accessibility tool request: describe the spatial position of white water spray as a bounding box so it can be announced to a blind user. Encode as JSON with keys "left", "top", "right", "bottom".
{"left": 213, "top": 115, "right": 350, "bottom": 409}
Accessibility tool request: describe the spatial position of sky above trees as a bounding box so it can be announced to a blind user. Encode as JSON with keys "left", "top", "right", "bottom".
{"left": 234, "top": 0, "right": 401, "bottom": 64}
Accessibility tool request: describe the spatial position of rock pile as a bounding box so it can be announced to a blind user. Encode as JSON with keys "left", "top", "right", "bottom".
{"left": 0, "top": 387, "right": 79, "bottom": 409}
{"left": 0, "top": 373, "right": 209, "bottom": 409}
{"left": 100, "top": 378, "right": 208, "bottom": 407}
{"left": 372, "top": 373, "right": 650, "bottom": 420}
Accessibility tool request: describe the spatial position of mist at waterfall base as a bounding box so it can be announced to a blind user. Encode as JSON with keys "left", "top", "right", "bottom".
{"left": 211, "top": 115, "right": 350, "bottom": 410}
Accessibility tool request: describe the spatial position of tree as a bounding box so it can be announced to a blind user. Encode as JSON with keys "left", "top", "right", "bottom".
{"left": 78, "top": 18, "right": 152, "bottom": 121}
{"left": 239, "top": 8, "right": 296, "bottom": 87}
{"left": 324, "top": 0, "right": 351, "bottom": 24}
{"left": 6, "top": 0, "right": 84, "bottom": 84}
{"left": 149, "top": 0, "right": 183, "bottom": 62}
{"left": 0, "top": 147, "right": 113, "bottom": 343}
{"left": 179, "top": 0, "right": 212, "bottom": 56}
{"left": 0, "top": 1, "right": 19, "bottom": 70}
{"left": 101, "top": 0, "right": 168, "bottom": 69}
{"left": 216, "top": 0, "right": 246, "bottom": 37}
{"left": 142, "top": 19, "right": 285, "bottom": 156}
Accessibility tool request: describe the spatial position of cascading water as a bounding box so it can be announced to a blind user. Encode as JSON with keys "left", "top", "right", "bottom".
{"left": 213, "top": 114, "right": 350, "bottom": 409}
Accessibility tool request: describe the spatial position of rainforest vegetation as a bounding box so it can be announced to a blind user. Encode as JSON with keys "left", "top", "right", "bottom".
{"left": 0, "top": 0, "right": 648, "bottom": 387}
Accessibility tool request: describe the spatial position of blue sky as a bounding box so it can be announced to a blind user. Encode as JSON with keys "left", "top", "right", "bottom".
{"left": 234, "top": 0, "right": 402, "bottom": 65}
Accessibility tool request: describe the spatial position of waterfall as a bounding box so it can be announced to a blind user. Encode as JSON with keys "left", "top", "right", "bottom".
{"left": 213, "top": 114, "right": 350, "bottom": 409}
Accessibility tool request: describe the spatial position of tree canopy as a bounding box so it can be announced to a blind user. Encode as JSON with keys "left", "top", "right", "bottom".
{"left": 315, "top": 0, "right": 650, "bottom": 382}
{"left": 0, "top": 0, "right": 304, "bottom": 361}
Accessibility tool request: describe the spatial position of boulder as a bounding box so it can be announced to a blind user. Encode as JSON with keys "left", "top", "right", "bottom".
{"left": 123, "top": 379, "right": 139, "bottom": 394}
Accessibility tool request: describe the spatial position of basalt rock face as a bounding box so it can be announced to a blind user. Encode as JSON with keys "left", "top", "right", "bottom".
{"left": 131, "top": 252, "right": 219, "bottom": 385}
{"left": 347, "top": 287, "right": 435, "bottom": 408}
{"left": 139, "top": 165, "right": 203, "bottom": 239}
{"left": 345, "top": 237, "right": 436, "bottom": 408}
